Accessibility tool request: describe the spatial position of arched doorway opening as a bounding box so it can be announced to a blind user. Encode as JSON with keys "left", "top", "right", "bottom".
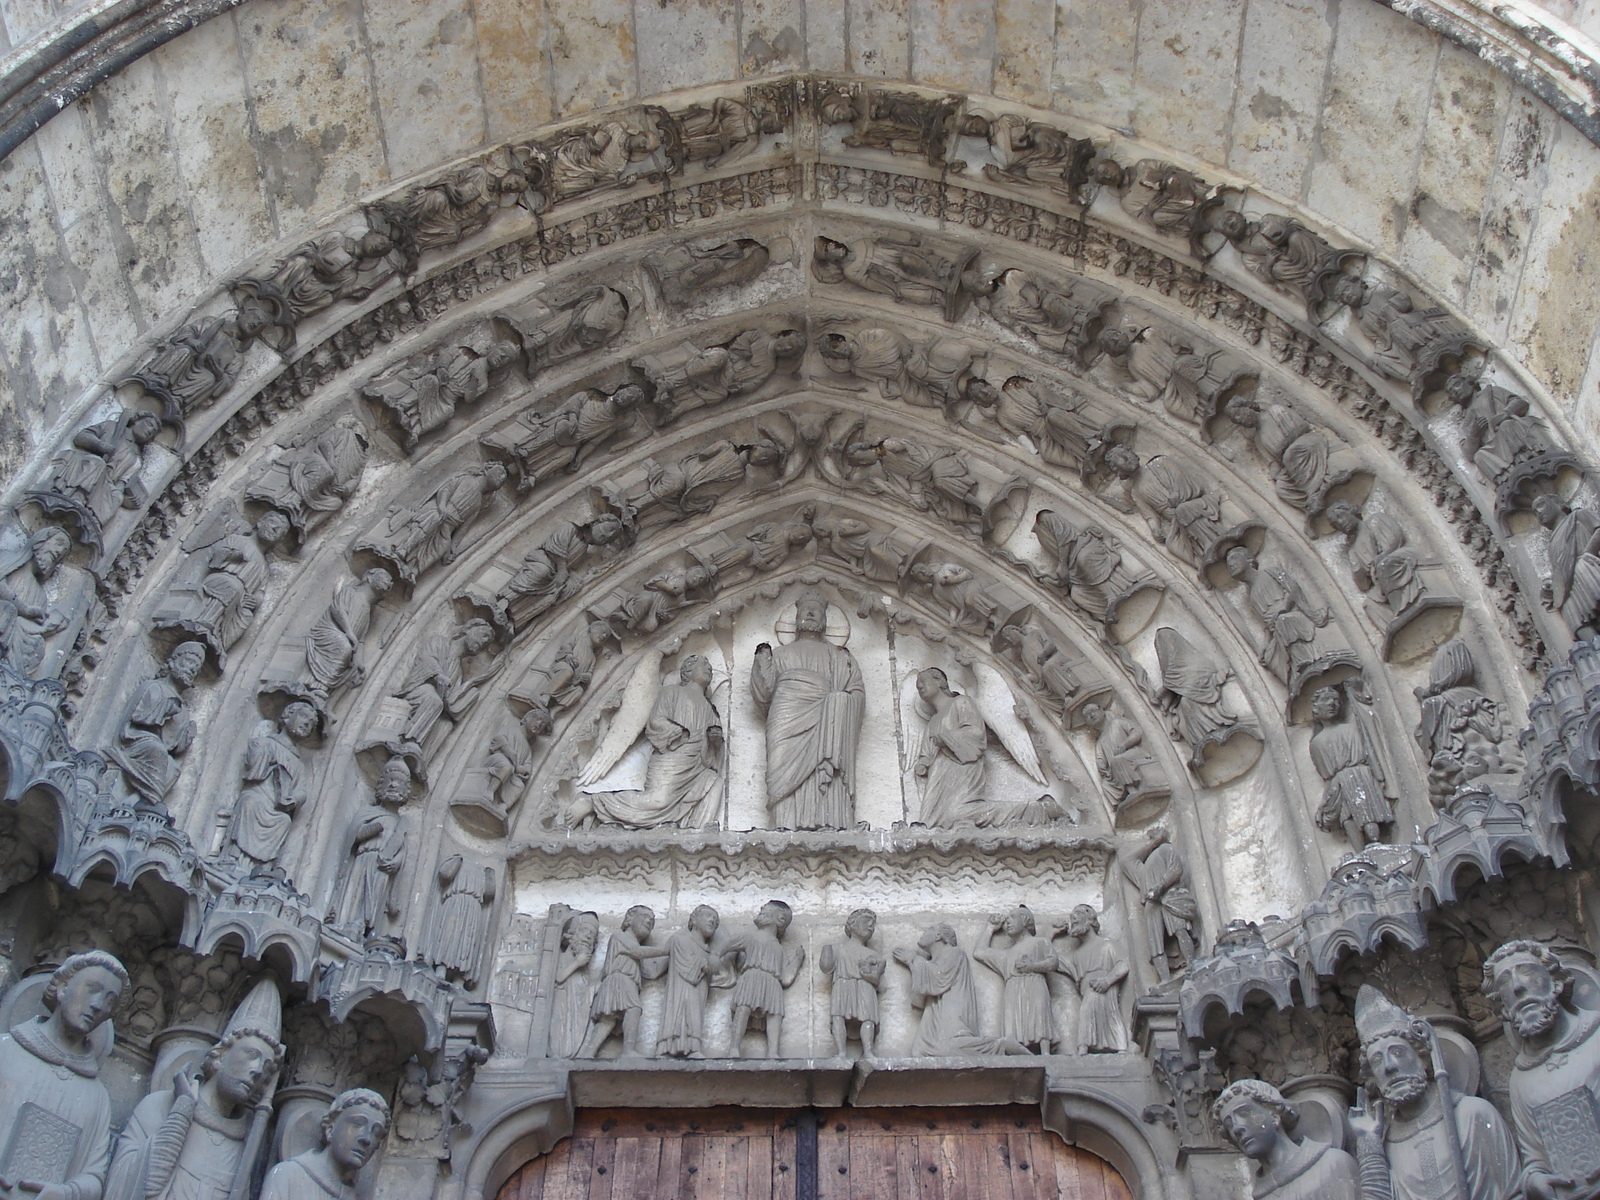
{"left": 496, "top": 1105, "right": 1134, "bottom": 1199}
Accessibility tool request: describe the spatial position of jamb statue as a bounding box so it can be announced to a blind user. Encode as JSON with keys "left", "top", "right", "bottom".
{"left": 259, "top": 1089, "right": 389, "bottom": 1200}
{"left": 1214, "top": 1079, "right": 1358, "bottom": 1200}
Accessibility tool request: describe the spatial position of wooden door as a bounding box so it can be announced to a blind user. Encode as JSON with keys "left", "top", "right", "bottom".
{"left": 497, "top": 1105, "right": 1133, "bottom": 1200}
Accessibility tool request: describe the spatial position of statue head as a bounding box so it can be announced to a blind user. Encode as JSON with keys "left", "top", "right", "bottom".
{"left": 375, "top": 756, "right": 412, "bottom": 805}
{"left": 1066, "top": 904, "right": 1100, "bottom": 939}
{"left": 623, "top": 905, "right": 656, "bottom": 940}
{"left": 1213, "top": 1079, "right": 1297, "bottom": 1162}
{"left": 771, "top": 329, "right": 806, "bottom": 359}
{"left": 562, "top": 911, "right": 600, "bottom": 958}
{"left": 812, "top": 237, "right": 849, "bottom": 282}
{"left": 362, "top": 566, "right": 395, "bottom": 596}
{"left": 281, "top": 701, "right": 317, "bottom": 741}
{"left": 520, "top": 703, "right": 553, "bottom": 740}
{"left": 843, "top": 441, "right": 881, "bottom": 468}
{"left": 920, "top": 923, "right": 958, "bottom": 951}
{"left": 1326, "top": 274, "right": 1368, "bottom": 309}
{"left": 29, "top": 527, "right": 71, "bottom": 578}
{"left": 165, "top": 641, "right": 207, "bottom": 687}
{"left": 757, "top": 900, "right": 793, "bottom": 935}
{"left": 1354, "top": 985, "right": 1433, "bottom": 1109}
{"left": 203, "top": 1027, "right": 285, "bottom": 1108}
{"left": 1224, "top": 545, "right": 1254, "bottom": 580}
{"left": 689, "top": 904, "right": 719, "bottom": 939}
{"left": 1532, "top": 490, "right": 1567, "bottom": 530}
{"left": 1102, "top": 444, "right": 1140, "bottom": 478}
{"left": 1483, "top": 940, "right": 1571, "bottom": 1041}
{"left": 915, "top": 667, "right": 953, "bottom": 707}
{"left": 679, "top": 654, "right": 714, "bottom": 690}
{"left": 846, "top": 908, "right": 876, "bottom": 942}
{"left": 964, "top": 377, "right": 1000, "bottom": 409}
{"left": 794, "top": 589, "right": 830, "bottom": 636}
{"left": 1002, "top": 906, "right": 1036, "bottom": 939}
{"left": 322, "top": 1088, "right": 390, "bottom": 1175}
{"left": 1223, "top": 395, "right": 1260, "bottom": 428}
{"left": 1080, "top": 702, "right": 1107, "bottom": 730}
{"left": 1311, "top": 685, "right": 1344, "bottom": 724}
{"left": 1443, "top": 370, "right": 1478, "bottom": 407}
{"left": 587, "top": 514, "right": 625, "bottom": 546}
{"left": 933, "top": 563, "right": 972, "bottom": 587}
{"left": 483, "top": 462, "right": 510, "bottom": 491}
{"left": 1209, "top": 209, "right": 1248, "bottom": 240}
{"left": 1096, "top": 327, "right": 1132, "bottom": 357}
{"left": 1088, "top": 159, "right": 1126, "bottom": 187}
{"left": 1325, "top": 499, "right": 1362, "bottom": 535}
{"left": 255, "top": 510, "right": 291, "bottom": 546}
{"left": 461, "top": 618, "right": 495, "bottom": 656}
{"left": 43, "top": 951, "right": 128, "bottom": 1042}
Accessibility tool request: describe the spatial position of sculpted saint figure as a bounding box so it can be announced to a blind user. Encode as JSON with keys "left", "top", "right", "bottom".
{"left": 123, "top": 312, "right": 260, "bottom": 422}
{"left": 493, "top": 514, "right": 626, "bottom": 632}
{"left": 259, "top": 1089, "right": 389, "bottom": 1200}
{"left": 1445, "top": 374, "right": 1569, "bottom": 494}
{"left": 106, "top": 980, "right": 286, "bottom": 1200}
{"left": 1083, "top": 703, "right": 1167, "bottom": 817}
{"left": 1119, "top": 826, "right": 1197, "bottom": 981}
{"left": 111, "top": 641, "right": 205, "bottom": 805}
{"left": 1225, "top": 396, "right": 1353, "bottom": 516}
{"left": 580, "top": 906, "right": 668, "bottom": 1058}
{"left": 0, "top": 951, "right": 126, "bottom": 1200}
{"left": 245, "top": 416, "right": 369, "bottom": 537}
{"left": 152, "top": 510, "right": 287, "bottom": 669}
{"left": 222, "top": 702, "right": 315, "bottom": 869}
{"left": 982, "top": 114, "right": 1095, "bottom": 196}
{"left": 297, "top": 569, "right": 393, "bottom": 707}
{"left": 0, "top": 526, "right": 92, "bottom": 679}
{"left": 363, "top": 330, "right": 520, "bottom": 451}
{"left": 1088, "top": 158, "right": 1210, "bottom": 235}
{"left": 545, "top": 120, "right": 658, "bottom": 201}
{"left": 1032, "top": 509, "right": 1148, "bottom": 624}
{"left": 424, "top": 857, "right": 495, "bottom": 986}
{"left": 1053, "top": 905, "right": 1129, "bottom": 1054}
{"left": 1310, "top": 683, "right": 1394, "bottom": 850}
{"left": 375, "top": 158, "right": 529, "bottom": 259}
{"left": 973, "top": 377, "right": 1103, "bottom": 469}
{"left": 1348, "top": 984, "right": 1518, "bottom": 1200}
{"left": 634, "top": 328, "right": 803, "bottom": 419}
{"left": 977, "top": 267, "right": 1113, "bottom": 359}
{"left": 812, "top": 234, "right": 977, "bottom": 319}
{"left": 1414, "top": 640, "right": 1505, "bottom": 806}
{"left": 1326, "top": 500, "right": 1426, "bottom": 619}
{"left": 820, "top": 909, "right": 884, "bottom": 1058}
{"left": 483, "top": 384, "right": 647, "bottom": 494}
{"left": 36, "top": 408, "right": 162, "bottom": 546}
{"left": 644, "top": 236, "right": 771, "bottom": 303}
{"left": 723, "top": 901, "right": 805, "bottom": 1058}
{"left": 359, "top": 461, "right": 507, "bottom": 584}
{"left": 1226, "top": 546, "right": 1344, "bottom": 691}
{"left": 1535, "top": 491, "right": 1600, "bottom": 640}
{"left": 376, "top": 618, "right": 497, "bottom": 763}
{"left": 657, "top": 905, "right": 724, "bottom": 1059}
{"left": 975, "top": 906, "right": 1059, "bottom": 1054}
{"left": 331, "top": 760, "right": 408, "bottom": 937}
{"left": 1154, "top": 627, "right": 1254, "bottom": 769}
{"left": 1214, "top": 1079, "right": 1359, "bottom": 1200}
{"left": 893, "top": 925, "right": 1027, "bottom": 1056}
{"left": 1119, "top": 452, "right": 1236, "bottom": 568}
{"left": 548, "top": 911, "right": 599, "bottom": 1059}
{"left": 1483, "top": 940, "right": 1600, "bottom": 1200}
{"left": 751, "top": 590, "right": 865, "bottom": 830}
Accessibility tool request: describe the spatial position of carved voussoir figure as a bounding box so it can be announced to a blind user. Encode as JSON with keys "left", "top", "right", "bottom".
{"left": 356, "top": 460, "right": 507, "bottom": 586}
{"left": 1031, "top": 509, "right": 1154, "bottom": 626}
{"left": 752, "top": 589, "right": 865, "bottom": 830}
{"left": 1154, "top": 627, "right": 1259, "bottom": 773}
{"left": 151, "top": 507, "right": 287, "bottom": 670}
{"left": 633, "top": 327, "right": 803, "bottom": 422}
{"left": 1310, "top": 680, "right": 1395, "bottom": 850}
{"left": 264, "top": 567, "right": 392, "bottom": 713}
{"left": 812, "top": 233, "right": 980, "bottom": 320}
{"left": 449, "top": 713, "right": 545, "bottom": 838}
{"left": 982, "top": 113, "right": 1096, "bottom": 199}
{"left": 360, "top": 618, "right": 499, "bottom": 776}
{"left": 1119, "top": 826, "right": 1196, "bottom": 981}
{"left": 823, "top": 87, "right": 969, "bottom": 171}
{"left": 0, "top": 951, "right": 127, "bottom": 1200}
{"left": 1348, "top": 984, "right": 1518, "bottom": 1200}
{"left": 1536, "top": 491, "right": 1600, "bottom": 641}
{"left": 974, "top": 265, "right": 1114, "bottom": 360}
{"left": 1326, "top": 498, "right": 1462, "bottom": 663}
{"left": 1084, "top": 702, "right": 1170, "bottom": 821}
{"left": 110, "top": 641, "right": 205, "bottom": 806}
{"left": 362, "top": 322, "right": 521, "bottom": 451}
{"left": 1415, "top": 639, "right": 1507, "bottom": 806}
{"left": 331, "top": 761, "right": 408, "bottom": 938}
{"left": 30, "top": 407, "right": 162, "bottom": 553}
{"left": 1226, "top": 545, "right": 1358, "bottom": 701}
{"left": 643, "top": 236, "right": 772, "bottom": 305}
{"left": 1445, "top": 373, "right": 1580, "bottom": 521}
{"left": 481, "top": 384, "right": 648, "bottom": 495}
{"left": 1087, "top": 157, "right": 1212, "bottom": 244}
{"left": 0, "top": 526, "right": 95, "bottom": 681}
{"left": 820, "top": 909, "right": 883, "bottom": 1058}
{"left": 244, "top": 415, "right": 370, "bottom": 539}
{"left": 220, "top": 702, "right": 315, "bottom": 871}
{"left": 259, "top": 1089, "right": 389, "bottom": 1200}
{"left": 1214, "top": 1079, "right": 1358, "bottom": 1200}
{"left": 106, "top": 980, "right": 286, "bottom": 1200}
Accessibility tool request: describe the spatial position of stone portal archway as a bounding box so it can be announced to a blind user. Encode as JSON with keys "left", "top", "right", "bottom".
{"left": 494, "top": 1105, "right": 1134, "bottom": 1200}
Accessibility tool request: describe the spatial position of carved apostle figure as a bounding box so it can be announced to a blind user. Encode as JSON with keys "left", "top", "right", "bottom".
{"left": 297, "top": 568, "right": 392, "bottom": 706}
{"left": 1483, "top": 940, "right": 1600, "bottom": 1200}
{"left": 245, "top": 415, "right": 370, "bottom": 536}
{"left": 331, "top": 762, "right": 408, "bottom": 937}
{"left": 1121, "top": 453, "right": 1235, "bottom": 568}
{"left": 36, "top": 408, "right": 162, "bottom": 543}
{"left": 751, "top": 589, "right": 865, "bottom": 830}
{"left": 376, "top": 618, "right": 497, "bottom": 764}
{"left": 723, "top": 900, "right": 805, "bottom": 1058}
{"left": 106, "top": 980, "right": 286, "bottom": 1200}
{"left": 111, "top": 641, "right": 205, "bottom": 805}
{"left": 0, "top": 951, "right": 126, "bottom": 1200}
{"left": 364, "top": 331, "right": 520, "bottom": 451}
{"left": 893, "top": 925, "right": 1028, "bottom": 1057}
{"left": 1088, "top": 157, "right": 1211, "bottom": 235}
{"left": 1535, "top": 491, "right": 1600, "bottom": 641}
{"left": 1120, "top": 826, "right": 1198, "bottom": 981}
{"left": 812, "top": 234, "right": 977, "bottom": 319}
{"left": 424, "top": 857, "right": 495, "bottom": 987}
{"left": 1214, "top": 1079, "right": 1359, "bottom": 1200}
{"left": 1415, "top": 640, "right": 1505, "bottom": 806}
{"left": 1326, "top": 500, "right": 1426, "bottom": 619}
{"left": 359, "top": 461, "right": 507, "bottom": 584}
{"left": 975, "top": 906, "right": 1058, "bottom": 1054}
{"left": 820, "top": 909, "right": 884, "bottom": 1058}
{"left": 374, "top": 158, "right": 529, "bottom": 259}
{"left": 643, "top": 236, "right": 770, "bottom": 303}
{"left": 580, "top": 906, "right": 668, "bottom": 1058}
{"left": 0, "top": 526, "right": 93, "bottom": 679}
{"left": 982, "top": 114, "right": 1095, "bottom": 195}
{"left": 977, "top": 267, "right": 1113, "bottom": 359}
{"left": 1226, "top": 546, "right": 1341, "bottom": 691}
{"left": 152, "top": 510, "right": 287, "bottom": 668}
{"left": 514, "top": 287, "right": 629, "bottom": 373}
{"left": 657, "top": 905, "right": 724, "bottom": 1059}
{"left": 1310, "top": 683, "right": 1394, "bottom": 850}
{"left": 1153, "top": 627, "right": 1255, "bottom": 769}
{"left": 493, "top": 514, "right": 626, "bottom": 631}
{"left": 1224, "top": 395, "right": 1353, "bottom": 516}
{"left": 1348, "top": 984, "right": 1518, "bottom": 1200}
{"left": 1054, "top": 905, "right": 1129, "bottom": 1054}
{"left": 1083, "top": 702, "right": 1168, "bottom": 817}
{"left": 222, "top": 702, "right": 315, "bottom": 870}
{"left": 259, "top": 1089, "right": 389, "bottom": 1200}
{"left": 483, "top": 384, "right": 647, "bottom": 494}
{"left": 1033, "top": 509, "right": 1148, "bottom": 624}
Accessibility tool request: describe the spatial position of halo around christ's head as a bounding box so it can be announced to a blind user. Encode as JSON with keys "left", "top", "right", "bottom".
{"left": 773, "top": 588, "right": 852, "bottom": 646}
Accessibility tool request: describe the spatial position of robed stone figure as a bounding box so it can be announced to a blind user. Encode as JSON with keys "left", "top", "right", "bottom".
{"left": 0, "top": 951, "right": 127, "bottom": 1200}
{"left": 893, "top": 925, "right": 1026, "bottom": 1057}
{"left": 1215, "top": 1079, "right": 1358, "bottom": 1200}
{"left": 751, "top": 589, "right": 865, "bottom": 830}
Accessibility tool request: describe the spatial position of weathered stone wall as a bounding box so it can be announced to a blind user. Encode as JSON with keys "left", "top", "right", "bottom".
{"left": 4, "top": 0, "right": 1600, "bottom": 491}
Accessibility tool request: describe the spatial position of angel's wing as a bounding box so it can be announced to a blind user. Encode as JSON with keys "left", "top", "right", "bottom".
{"left": 971, "top": 662, "right": 1047, "bottom": 785}
{"left": 576, "top": 647, "right": 663, "bottom": 787}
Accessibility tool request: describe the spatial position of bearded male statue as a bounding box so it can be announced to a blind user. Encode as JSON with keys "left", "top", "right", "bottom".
{"left": 106, "top": 981, "right": 285, "bottom": 1200}
{"left": 1484, "top": 940, "right": 1600, "bottom": 1200}
{"left": 1348, "top": 984, "right": 1517, "bottom": 1200}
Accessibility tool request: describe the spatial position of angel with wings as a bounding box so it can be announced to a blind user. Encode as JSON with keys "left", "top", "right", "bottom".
{"left": 906, "top": 666, "right": 1066, "bottom": 829}
{"left": 566, "top": 651, "right": 727, "bottom": 830}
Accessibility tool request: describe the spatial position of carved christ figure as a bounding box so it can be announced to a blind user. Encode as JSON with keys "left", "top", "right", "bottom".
{"left": 751, "top": 590, "right": 865, "bottom": 830}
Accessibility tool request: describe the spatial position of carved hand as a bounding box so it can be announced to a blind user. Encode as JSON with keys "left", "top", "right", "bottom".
{"left": 892, "top": 946, "right": 914, "bottom": 967}
{"left": 1525, "top": 1173, "right": 1573, "bottom": 1200}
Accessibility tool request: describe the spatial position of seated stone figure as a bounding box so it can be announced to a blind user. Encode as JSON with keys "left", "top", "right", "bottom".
{"left": 0, "top": 951, "right": 128, "bottom": 1200}
{"left": 1214, "top": 1079, "right": 1358, "bottom": 1200}
{"left": 259, "top": 1089, "right": 389, "bottom": 1200}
